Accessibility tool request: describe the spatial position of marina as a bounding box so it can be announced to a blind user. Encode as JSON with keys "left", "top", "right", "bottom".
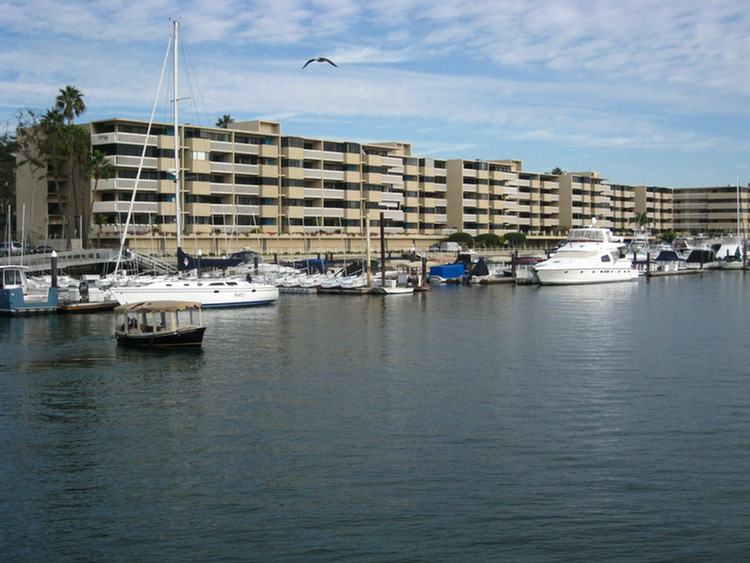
{"left": 3, "top": 272, "right": 750, "bottom": 562}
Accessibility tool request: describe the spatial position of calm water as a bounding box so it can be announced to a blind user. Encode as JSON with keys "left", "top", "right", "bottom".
{"left": 2, "top": 273, "right": 750, "bottom": 562}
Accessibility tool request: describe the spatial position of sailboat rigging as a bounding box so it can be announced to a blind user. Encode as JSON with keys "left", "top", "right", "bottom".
{"left": 108, "top": 21, "right": 278, "bottom": 307}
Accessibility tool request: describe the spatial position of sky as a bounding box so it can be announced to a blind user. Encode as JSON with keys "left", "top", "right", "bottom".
{"left": 2, "top": 0, "right": 749, "bottom": 188}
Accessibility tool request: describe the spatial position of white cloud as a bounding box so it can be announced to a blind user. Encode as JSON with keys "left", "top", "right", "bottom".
{"left": 1, "top": 0, "right": 749, "bottom": 186}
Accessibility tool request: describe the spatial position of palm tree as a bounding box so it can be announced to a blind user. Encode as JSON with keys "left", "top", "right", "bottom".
{"left": 52, "top": 86, "right": 88, "bottom": 247}
{"left": 86, "top": 150, "right": 112, "bottom": 245}
{"left": 56, "top": 85, "right": 86, "bottom": 125}
{"left": 39, "top": 108, "right": 68, "bottom": 241}
{"left": 216, "top": 114, "right": 234, "bottom": 128}
{"left": 63, "top": 124, "right": 91, "bottom": 247}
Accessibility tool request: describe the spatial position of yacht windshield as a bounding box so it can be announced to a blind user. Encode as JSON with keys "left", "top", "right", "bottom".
{"left": 568, "top": 229, "right": 606, "bottom": 242}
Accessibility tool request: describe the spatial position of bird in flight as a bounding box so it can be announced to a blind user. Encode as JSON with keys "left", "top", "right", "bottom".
{"left": 302, "top": 57, "right": 338, "bottom": 69}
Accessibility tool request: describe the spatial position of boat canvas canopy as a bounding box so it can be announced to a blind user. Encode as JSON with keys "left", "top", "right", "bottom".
{"left": 178, "top": 248, "right": 243, "bottom": 272}
{"left": 114, "top": 300, "right": 203, "bottom": 314}
{"left": 429, "top": 264, "right": 466, "bottom": 279}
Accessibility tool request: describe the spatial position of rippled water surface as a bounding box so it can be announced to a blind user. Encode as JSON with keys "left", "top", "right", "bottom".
{"left": 2, "top": 273, "right": 750, "bottom": 562}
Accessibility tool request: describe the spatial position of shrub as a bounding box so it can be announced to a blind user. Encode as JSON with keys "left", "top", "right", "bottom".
{"left": 475, "top": 233, "right": 504, "bottom": 248}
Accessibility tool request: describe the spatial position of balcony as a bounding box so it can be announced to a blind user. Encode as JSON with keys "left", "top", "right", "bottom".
{"left": 210, "top": 184, "right": 234, "bottom": 195}
{"left": 92, "top": 132, "right": 156, "bottom": 147}
{"left": 234, "top": 163, "right": 260, "bottom": 175}
{"left": 97, "top": 178, "right": 158, "bottom": 192}
{"left": 234, "top": 205, "right": 261, "bottom": 215}
{"left": 382, "top": 156, "right": 402, "bottom": 168}
{"left": 303, "top": 207, "right": 323, "bottom": 218}
{"left": 210, "top": 204, "right": 235, "bottom": 215}
{"left": 382, "top": 174, "right": 403, "bottom": 185}
{"left": 234, "top": 143, "right": 260, "bottom": 155}
{"left": 323, "top": 188, "right": 345, "bottom": 199}
{"left": 382, "top": 209, "right": 404, "bottom": 221}
{"left": 303, "top": 187, "right": 323, "bottom": 198}
{"left": 114, "top": 155, "right": 158, "bottom": 168}
{"left": 381, "top": 192, "right": 404, "bottom": 206}
{"left": 92, "top": 201, "right": 158, "bottom": 214}
{"left": 210, "top": 140, "right": 234, "bottom": 152}
{"left": 210, "top": 162, "right": 234, "bottom": 174}
{"left": 303, "top": 168, "right": 323, "bottom": 180}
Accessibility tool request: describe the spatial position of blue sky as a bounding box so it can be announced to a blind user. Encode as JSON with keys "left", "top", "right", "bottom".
{"left": 2, "top": 0, "right": 749, "bottom": 188}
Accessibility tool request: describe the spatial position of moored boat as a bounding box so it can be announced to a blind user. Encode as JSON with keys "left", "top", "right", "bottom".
{"left": 114, "top": 300, "right": 206, "bottom": 347}
{"left": 533, "top": 219, "right": 639, "bottom": 285}
{"left": 109, "top": 277, "right": 278, "bottom": 308}
{"left": 0, "top": 265, "right": 59, "bottom": 315}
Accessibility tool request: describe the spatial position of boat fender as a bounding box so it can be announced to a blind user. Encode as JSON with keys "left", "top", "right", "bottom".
{"left": 79, "top": 281, "right": 89, "bottom": 303}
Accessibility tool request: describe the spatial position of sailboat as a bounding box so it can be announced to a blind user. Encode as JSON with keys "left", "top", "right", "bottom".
{"left": 109, "top": 21, "right": 278, "bottom": 308}
{"left": 370, "top": 211, "right": 413, "bottom": 294}
{"left": 717, "top": 177, "right": 746, "bottom": 270}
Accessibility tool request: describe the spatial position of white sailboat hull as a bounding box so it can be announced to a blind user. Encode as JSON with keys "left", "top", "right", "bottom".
{"left": 110, "top": 279, "right": 278, "bottom": 307}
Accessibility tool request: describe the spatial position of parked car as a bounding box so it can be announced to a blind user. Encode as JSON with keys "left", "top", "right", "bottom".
{"left": 33, "top": 245, "right": 56, "bottom": 254}
{"left": 0, "top": 241, "right": 25, "bottom": 257}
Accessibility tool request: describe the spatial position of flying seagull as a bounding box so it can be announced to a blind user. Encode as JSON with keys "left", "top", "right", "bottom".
{"left": 302, "top": 57, "right": 338, "bottom": 69}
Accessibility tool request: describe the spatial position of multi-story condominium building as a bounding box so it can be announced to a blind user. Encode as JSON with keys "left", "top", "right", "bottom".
{"left": 15, "top": 117, "right": 568, "bottom": 253}
{"left": 609, "top": 184, "right": 674, "bottom": 234}
{"left": 636, "top": 185, "right": 674, "bottom": 233}
{"left": 609, "top": 183, "right": 637, "bottom": 232}
{"left": 556, "top": 171, "right": 614, "bottom": 230}
{"left": 16, "top": 115, "right": 745, "bottom": 255}
{"left": 444, "top": 158, "right": 560, "bottom": 236}
{"left": 672, "top": 185, "right": 749, "bottom": 235}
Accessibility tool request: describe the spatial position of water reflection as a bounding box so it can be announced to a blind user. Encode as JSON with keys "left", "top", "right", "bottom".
{"left": 3, "top": 275, "right": 750, "bottom": 562}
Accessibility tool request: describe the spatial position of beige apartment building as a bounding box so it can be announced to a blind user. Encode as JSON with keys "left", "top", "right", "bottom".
{"left": 672, "top": 185, "right": 749, "bottom": 235}
{"left": 14, "top": 116, "right": 747, "bottom": 255}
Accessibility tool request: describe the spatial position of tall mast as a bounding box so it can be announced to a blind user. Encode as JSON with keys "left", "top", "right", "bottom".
{"left": 736, "top": 175, "right": 740, "bottom": 236}
{"left": 173, "top": 20, "right": 181, "bottom": 250}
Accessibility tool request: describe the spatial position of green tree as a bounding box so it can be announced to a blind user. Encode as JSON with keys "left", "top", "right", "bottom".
{"left": 475, "top": 233, "right": 504, "bottom": 248}
{"left": 16, "top": 87, "right": 90, "bottom": 248}
{"left": 56, "top": 85, "right": 86, "bottom": 125}
{"left": 64, "top": 124, "right": 91, "bottom": 247}
{"left": 85, "top": 150, "right": 112, "bottom": 247}
{"left": 0, "top": 126, "right": 17, "bottom": 236}
{"left": 39, "top": 108, "right": 69, "bottom": 243}
{"left": 550, "top": 167, "right": 565, "bottom": 175}
{"left": 448, "top": 231, "right": 474, "bottom": 248}
{"left": 15, "top": 109, "right": 62, "bottom": 244}
{"left": 216, "top": 114, "right": 234, "bottom": 128}
{"left": 660, "top": 230, "right": 678, "bottom": 244}
{"left": 504, "top": 231, "right": 527, "bottom": 248}
{"left": 53, "top": 86, "right": 89, "bottom": 248}
{"left": 635, "top": 211, "right": 650, "bottom": 227}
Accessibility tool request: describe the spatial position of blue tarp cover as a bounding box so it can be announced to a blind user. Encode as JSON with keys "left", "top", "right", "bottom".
{"left": 429, "top": 263, "right": 466, "bottom": 279}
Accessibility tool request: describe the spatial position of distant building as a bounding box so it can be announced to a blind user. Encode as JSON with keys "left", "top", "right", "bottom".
{"left": 14, "top": 116, "right": 748, "bottom": 254}
{"left": 672, "top": 185, "right": 749, "bottom": 235}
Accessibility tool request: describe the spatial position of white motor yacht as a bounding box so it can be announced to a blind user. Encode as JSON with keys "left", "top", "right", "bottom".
{"left": 533, "top": 220, "right": 639, "bottom": 285}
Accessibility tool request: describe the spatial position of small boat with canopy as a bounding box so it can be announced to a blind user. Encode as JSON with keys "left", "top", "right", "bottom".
{"left": 114, "top": 300, "right": 206, "bottom": 347}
